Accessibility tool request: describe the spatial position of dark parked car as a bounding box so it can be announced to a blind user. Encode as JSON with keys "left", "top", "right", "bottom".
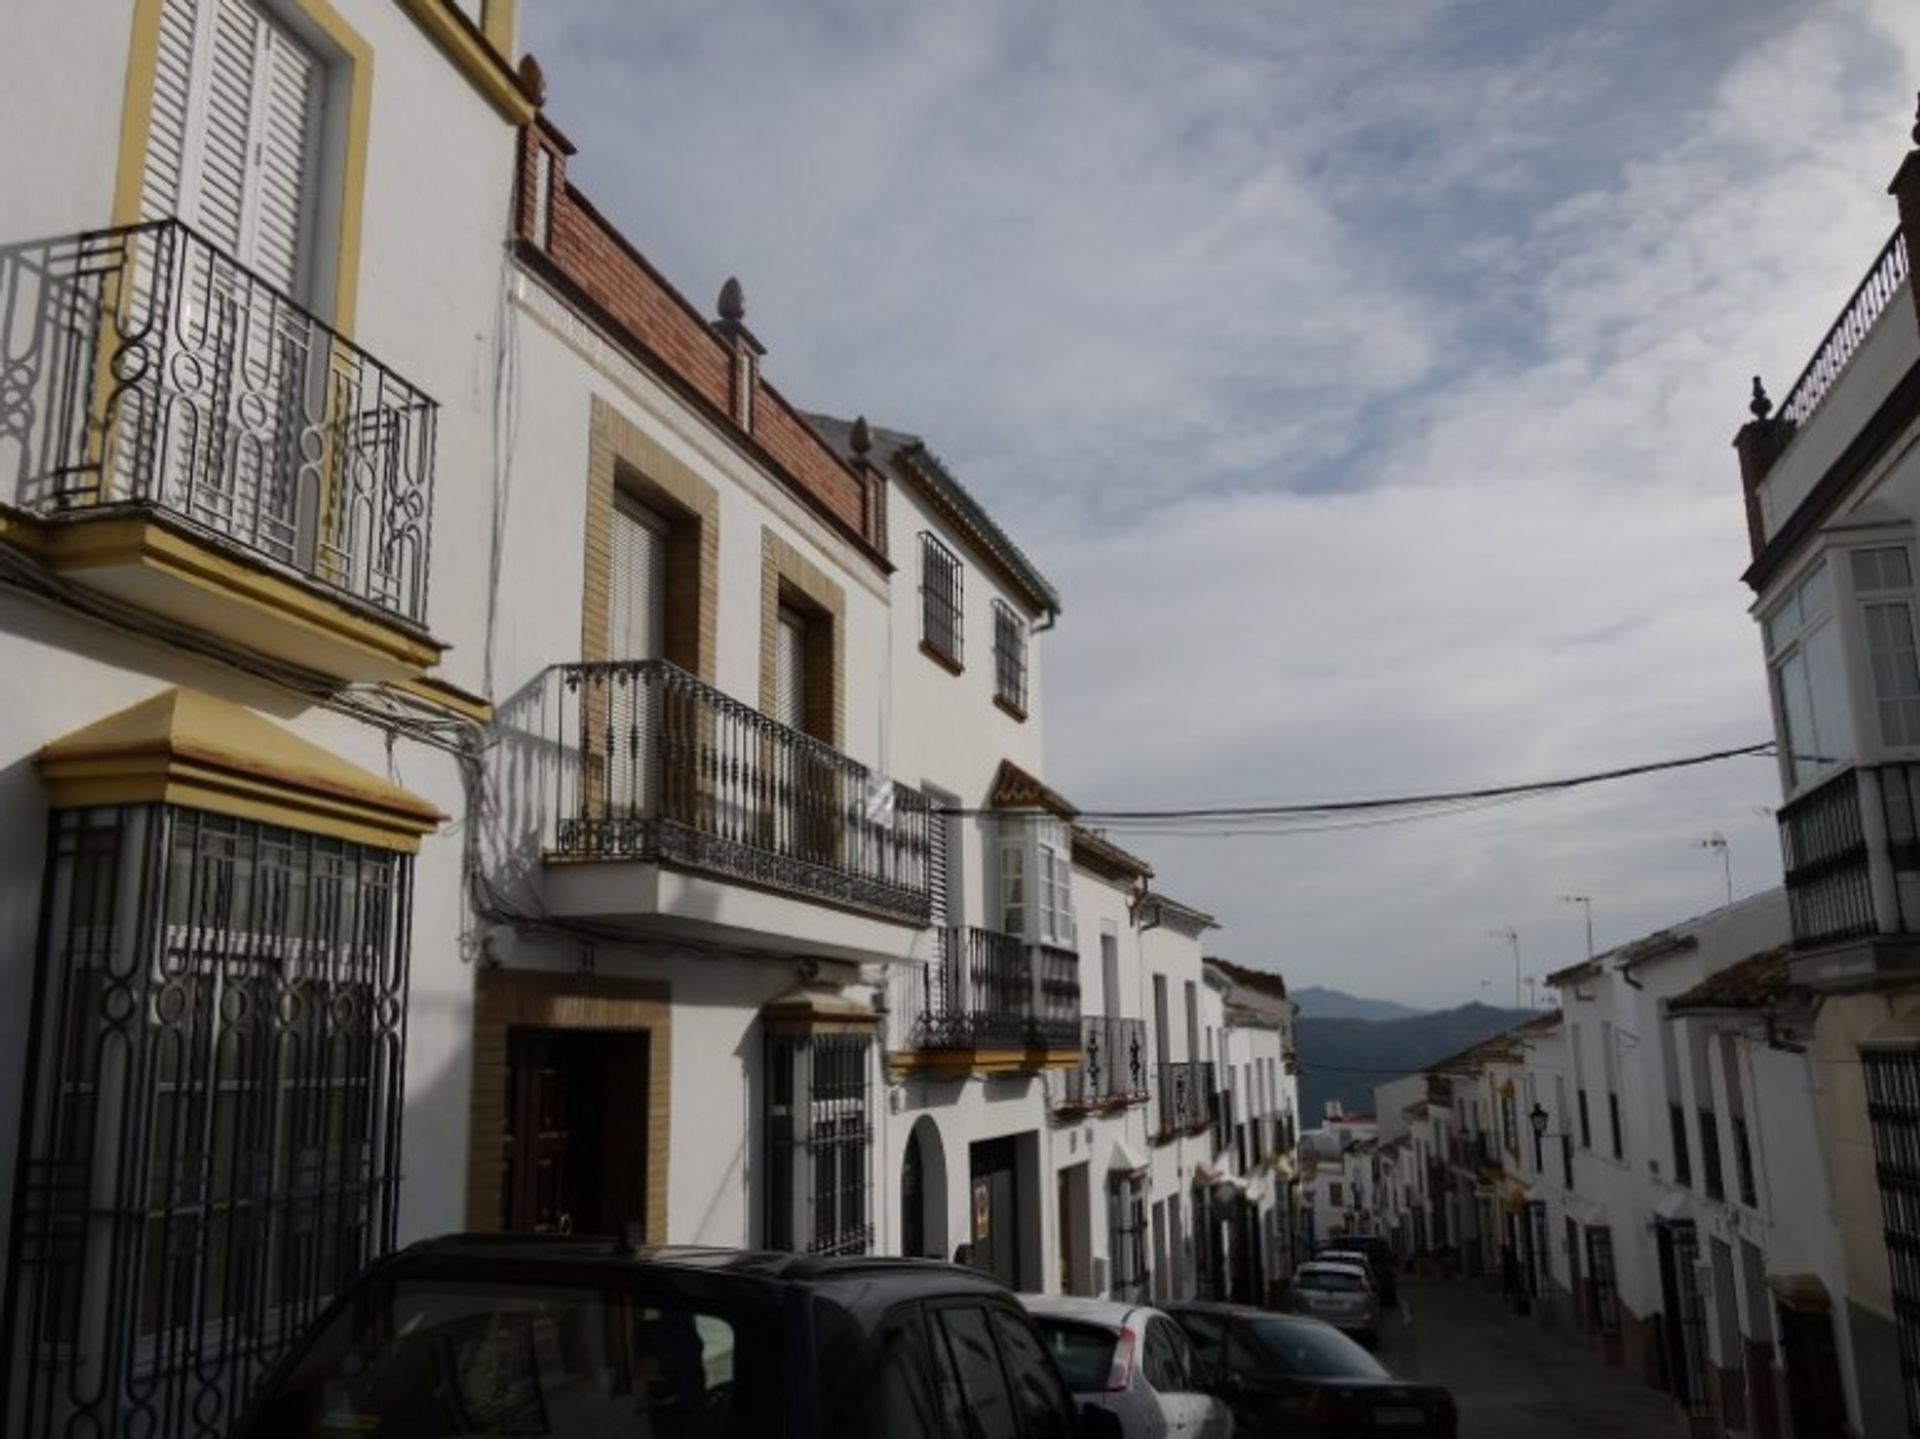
{"left": 1169, "top": 1302, "right": 1457, "bottom": 1438}
{"left": 1316, "top": 1235, "right": 1398, "bottom": 1305}
{"left": 232, "top": 1234, "right": 1124, "bottom": 1439}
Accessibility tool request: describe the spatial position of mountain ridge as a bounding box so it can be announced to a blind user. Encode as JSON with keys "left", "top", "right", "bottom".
{"left": 1292, "top": 986, "right": 1426, "bottom": 1022}
{"left": 1296, "top": 1001, "right": 1533, "bottom": 1124}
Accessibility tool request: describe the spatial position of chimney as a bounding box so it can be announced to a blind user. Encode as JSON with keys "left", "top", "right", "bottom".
{"left": 847, "top": 415, "right": 889, "bottom": 557}
{"left": 1890, "top": 90, "right": 1920, "bottom": 327}
{"left": 1734, "top": 377, "right": 1788, "bottom": 562}
{"left": 713, "top": 277, "right": 765, "bottom": 433}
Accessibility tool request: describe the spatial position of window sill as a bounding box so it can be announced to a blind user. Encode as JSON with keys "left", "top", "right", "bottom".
{"left": 994, "top": 694, "right": 1028, "bottom": 723}
{"left": 920, "top": 640, "right": 964, "bottom": 676}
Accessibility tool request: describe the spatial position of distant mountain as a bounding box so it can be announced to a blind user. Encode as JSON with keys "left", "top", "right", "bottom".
{"left": 1292, "top": 987, "right": 1426, "bottom": 1022}
{"left": 1296, "top": 1001, "right": 1532, "bottom": 1127}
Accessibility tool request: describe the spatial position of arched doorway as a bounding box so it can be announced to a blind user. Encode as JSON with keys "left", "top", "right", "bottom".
{"left": 901, "top": 1116, "right": 948, "bottom": 1259}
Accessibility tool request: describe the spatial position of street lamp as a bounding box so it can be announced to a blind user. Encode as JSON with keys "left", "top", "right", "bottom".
{"left": 1489, "top": 927, "right": 1520, "bottom": 1012}
{"left": 1559, "top": 894, "right": 1594, "bottom": 960}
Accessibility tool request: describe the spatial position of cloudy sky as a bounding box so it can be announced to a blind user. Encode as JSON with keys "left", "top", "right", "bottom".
{"left": 523, "top": 0, "right": 1920, "bottom": 1008}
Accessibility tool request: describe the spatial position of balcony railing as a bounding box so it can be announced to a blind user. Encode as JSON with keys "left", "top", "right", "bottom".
{"left": 0, "top": 220, "right": 437, "bottom": 623}
{"left": 548, "top": 659, "right": 931, "bottom": 922}
{"left": 1058, "top": 1016, "right": 1148, "bottom": 1111}
{"left": 1780, "top": 766, "right": 1874, "bottom": 948}
{"left": 1779, "top": 229, "right": 1910, "bottom": 429}
{"left": 1152, "top": 1059, "right": 1215, "bottom": 1143}
{"left": 897, "top": 927, "right": 1080, "bottom": 1055}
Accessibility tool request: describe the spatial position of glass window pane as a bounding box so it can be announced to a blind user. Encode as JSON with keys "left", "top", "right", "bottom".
{"left": 936, "top": 1306, "right": 1019, "bottom": 1439}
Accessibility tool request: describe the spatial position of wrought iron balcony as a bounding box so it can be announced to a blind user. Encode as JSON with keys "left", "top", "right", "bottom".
{"left": 1153, "top": 1059, "right": 1212, "bottom": 1143}
{"left": 896, "top": 926, "right": 1081, "bottom": 1056}
{"left": 0, "top": 220, "right": 436, "bottom": 625}
{"left": 1058, "top": 1015, "right": 1148, "bottom": 1111}
{"left": 548, "top": 659, "right": 931, "bottom": 923}
{"left": 1775, "top": 762, "right": 1920, "bottom": 955}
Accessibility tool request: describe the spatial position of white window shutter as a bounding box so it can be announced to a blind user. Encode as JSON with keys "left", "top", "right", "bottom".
{"left": 246, "top": 17, "right": 322, "bottom": 297}
{"left": 195, "top": 0, "right": 261, "bottom": 257}
{"left": 140, "top": 0, "right": 202, "bottom": 222}
{"left": 608, "top": 494, "right": 666, "bottom": 661}
{"left": 774, "top": 607, "right": 807, "bottom": 731}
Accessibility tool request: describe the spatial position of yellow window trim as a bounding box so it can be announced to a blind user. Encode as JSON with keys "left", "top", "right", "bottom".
{"left": 40, "top": 510, "right": 445, "bottom": 674}
{"left": 889, "top": 1047, "right": 1083, "bottom": 1078}
{"left": 113, "top": 0, "right": 373, "bottom": 338}
{"left": 38, "top": 687, "right": 445, "bottom": 852}
{"left": 393, "top": 673, "right": 495, "bottom": 724}
{"left": 394, "top": 0, "right": 535, "bottom": 125}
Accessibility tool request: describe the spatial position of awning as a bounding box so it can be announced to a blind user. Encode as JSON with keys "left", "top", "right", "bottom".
{"left": 1108, "top": 1137, "right": 1148, "bottom": 1178}
{"left": 1653, "top": 1190, "right": 1692, "bottom": 1222}
{"left": 1766, "top": 1272, "right": 1833, "bottom": 1314}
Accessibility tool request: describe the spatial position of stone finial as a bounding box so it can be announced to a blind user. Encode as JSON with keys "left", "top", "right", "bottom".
{"left": 850, "top": 415, "right": 872, "bottom": 457}
{"left": 717, "top": 276, "right": 746, "bottom": 323}
{"left": 517, "top": 53, "right": 547, "bottom": 107}
{"left": 1749, "top": 376, "right": 1772, "bottom": 421}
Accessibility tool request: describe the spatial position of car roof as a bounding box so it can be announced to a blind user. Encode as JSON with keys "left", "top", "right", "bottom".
{"left": 1020, "top": 1294, "right": 1147, "bottom": 1328}
{"left": 374, "top": 1235, "right": 1017, "bottom": 1322}
{"left": 1298, "top": 1260, "right": 1369, "bottom": 1275}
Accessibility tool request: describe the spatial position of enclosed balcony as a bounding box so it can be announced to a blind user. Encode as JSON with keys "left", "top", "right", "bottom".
{"left": 891, "top": 927, "right": 1081, "bottom": 1072}
{"left": 1056, "top": 1016, "right": 1149, "bottom": 1113}
{"left": 535, "top": 659, "right": 933, "bottom": 956}
{"left": 1777, "top": 761, "right": 1920, "bottom": 984}
{"left": 0, "top": 220, "right": 442, "bottom": 681}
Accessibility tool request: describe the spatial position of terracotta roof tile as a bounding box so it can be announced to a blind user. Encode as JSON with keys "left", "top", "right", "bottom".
{"left": 1666, "top": 947, "right": 1794, "bottom": 1014}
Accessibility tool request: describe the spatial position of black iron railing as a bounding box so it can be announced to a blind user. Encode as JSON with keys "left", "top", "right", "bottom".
{"left": 548, "top": 660, "right": 931, "bottom": 922}
{"left": 1153, "top": 1059, "right": 1212, "bottom": 1142}
{"left": 1780, "top": 767, "right": 1874, "bottom": 949}
{"left": 1060, "top": 1015, "right": 1148, "bottom": 1110}
{"left": 0, "top": 220, "right": 437, "bottom": 624}
{"left": 1669, "top": 1102, "right": 1693, "bottom": 1187}
{"left": 1779, "top": 229, "right": 1910, "bottom": 428}
{"left": 899, "top": 927, "right": 1079, "bottom": 1053}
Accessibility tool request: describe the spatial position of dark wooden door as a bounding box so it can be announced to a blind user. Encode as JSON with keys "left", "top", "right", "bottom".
{"left": 1778, "top": 1304, "right": 1848, "bottom": 1439}
{"left": 970, "top": 1137, "right": 1021, "bottom": 1288}
{"left": 502, "top": 1029, "right": 646, "bottom": 1237}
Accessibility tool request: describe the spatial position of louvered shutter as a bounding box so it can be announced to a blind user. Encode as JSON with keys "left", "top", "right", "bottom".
{"left": 926, "top": 799, "right": 950, "bottom": 929}
{"left": 774, "top": 608, "right": 807, "bottom": 731}
{"left": 195, "top": 0, "right": 261, "bottom": 258}
{"left": 608, "top": 494, "right": 666, "bottom": 661}
{"left": 140, "top": 0, "right": 201, "bottom": 222}
{"left": 246, "top": 17, "right": 321, "bottom": 296}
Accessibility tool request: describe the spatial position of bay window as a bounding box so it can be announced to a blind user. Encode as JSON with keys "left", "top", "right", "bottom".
{"left": 1000, "top": 815, "right": 1075, "bottom": 948}
{"left": 1766, "top": 560, "right": 1851, "bottom": 789}
{"left": 1852, "top": 546, "right": 1920, "bottom": 749}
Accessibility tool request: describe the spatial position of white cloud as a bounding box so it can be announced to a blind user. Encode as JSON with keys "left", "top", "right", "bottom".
{"left": 522, "top": 0, "right": 1920, "bottom": 1006}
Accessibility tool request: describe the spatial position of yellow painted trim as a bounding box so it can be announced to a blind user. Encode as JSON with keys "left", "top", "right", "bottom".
{"left": 393, "top": 674, "right": 494, "bottom": 724}
{"left": 395, "top": 0, "right": 535, "bottom": 124}
{"left": 0, "top": 502, "right": 48, "bottom": 555}
{"left": 41, "top": 512, "right": 444, "bottom": 674}
{"left": 889, "top": 1046, "right": 1083, "bottom": 1078}
{"left": 109, "top": 0, "right": 373, "bottom": 338}
{"left": 38, "top": 688, "right": 444, "bottom": 852}
{"left": 482, "top": 0, "right": 516, "bottom": 57}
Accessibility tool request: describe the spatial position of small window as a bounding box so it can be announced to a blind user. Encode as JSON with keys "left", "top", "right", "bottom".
{"left": 993, "top": 601, "right": 1028, "bottom": 714}
{"left": 920, "top": 534, "right": 964, "bottom": 667}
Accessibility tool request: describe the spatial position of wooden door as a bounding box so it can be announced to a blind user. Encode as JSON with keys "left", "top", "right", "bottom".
{"left": 501, "top": 1029, "right": 641, "bottom": 1238}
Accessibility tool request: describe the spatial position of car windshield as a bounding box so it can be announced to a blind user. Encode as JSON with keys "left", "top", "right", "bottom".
{"left": 1035, "top": 1317, "right": 1119, "bottom": 1393}
{"left": 1248, "top": 1320, "right": 1390, "bottom": 1379}
{"left": 233, "top": 1278, "right": 774, "bottom": 1437}
{"left": 1296, "top": 1268, "right": 1368, "bottom": 1292}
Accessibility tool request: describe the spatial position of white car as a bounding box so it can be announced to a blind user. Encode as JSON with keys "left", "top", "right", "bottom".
{"left": 1021, "top": 1294, "right": 1234, "bottom": 1439}
{"left": 1289, "top": 1260, "right": 1381, "bottom": 1345}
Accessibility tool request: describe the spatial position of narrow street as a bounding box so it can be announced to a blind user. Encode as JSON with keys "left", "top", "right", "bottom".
{"left": 1375, "top": 1278, "right": 1680, "bottom": 1439}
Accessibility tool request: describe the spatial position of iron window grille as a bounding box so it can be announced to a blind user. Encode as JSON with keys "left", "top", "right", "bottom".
{"left": 2, "top": 805, "right": 411, "bottom": 1439}
{"left": 1108, "top": 1175, "right": 1149, "bottom": 1303}
{"left": 1657, "top": 1220, "right": 1712, "bottom": 1418}
{"left": 993, "top": 601, "right": 1028, "bottom": 713}
{"left": 920, "top": 533, "right": 964, "bottom": 667}
{"left": 1670, "top": 1102, "right": 1693, "bottom": 1188}
{"left": 1585, "top": 1226, "right": 1622, "bottom": 1337}
{"left": 1864, "top": 1046, "right": 1920, "bottom": 1436}
{"left": 765, "top": 1030, "right": 872, "bottom": 1257}
{"left": 1699, "top": 1108, "right": 1725, "bottom": 1201}
{"left": 1577, "top": 1088, "right": 1591, "bottom": 1149}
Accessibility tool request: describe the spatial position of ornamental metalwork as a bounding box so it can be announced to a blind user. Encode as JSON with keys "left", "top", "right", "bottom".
{"left": 1779, "top": 229, "right": 1910, "bottom": 429}
{"left": 0, "top": 220, "right": 437, "bottom": 624}
{"left": 900, "top": 926, "right": 1082, "bottom": 1056}
{"left": 765, "top": 1030, "right": 872, "bottom": 1258}
{"left": 1059, "top": 1015, "right": 1148, "bottom": 1112}
{"left": 2, "top": 805, "right": 412, "bottom": 1439}
{"left": 551, "top": 659, "right": 931, "bottom": 923}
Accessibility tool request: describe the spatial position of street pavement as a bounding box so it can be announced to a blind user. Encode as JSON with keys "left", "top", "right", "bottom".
{"left": 1375, "top": 1277, "right": 1680, "bottom": 1438}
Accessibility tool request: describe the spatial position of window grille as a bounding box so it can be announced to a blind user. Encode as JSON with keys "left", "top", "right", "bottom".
{"left": 1670, "top": 1103, "right": 1693, "bottom": 1188}
{"left": 3, "top": 805, "right": 411, "bottom": 1439}
{"left": 1864, "top": 1046, "right": 1920, "bottom": 1435}
{"left": 920, "top": 533, "right": 963, "bottom": 665}
{"left": 1585, "top": 1226, "right": 1621, "bottom": 1336}
{"left": 993, "top": 601, "right": 1028, "bottom": 713}
{"left": 765, "top": 1030, "right": 872, "bottom": 1257}
{"left": 1699, "top": 1108, "right": 1725, "bottom": 1201}
{"left": 1577, "top": 1088, "right": 1591, "bottom": 1148}
{"left": 1108, "top": 1176, "right": 1149, "bottom": 1302}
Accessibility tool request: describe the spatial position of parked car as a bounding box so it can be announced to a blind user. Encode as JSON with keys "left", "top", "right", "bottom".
{"left": 1022, "top": 1294, "right": 1235, "bottom": 1439}
{"left": 1289, "top": 1260, "right": 1381, "bottom": 1344}
{"left": 230, "top": 1234, "right": 1124, "bottom": 1439}
{"left": 1169, "top": 1302, "right": 1457, "bottom": 1438}
{"left": 1314, "top": 1246, "right": 1394, "bottom": 1307}
{"left": 1316, "top": 1235, "right": 1398, "bottom": 1305}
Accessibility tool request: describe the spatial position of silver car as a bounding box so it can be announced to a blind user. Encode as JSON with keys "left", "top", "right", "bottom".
{"left": 1021, "top": 1295, "right": 1233, "bottom": 1439}
{"left": 1289, "top": 1260, "right": 1381, "bottom": 1345}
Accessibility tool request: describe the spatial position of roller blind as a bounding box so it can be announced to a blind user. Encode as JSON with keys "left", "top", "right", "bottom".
{"left": 774, "top": 607, "right": 807, "bottom": 730}
{"left": 608, "top": 493, "right": 666, "bottom": 661}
